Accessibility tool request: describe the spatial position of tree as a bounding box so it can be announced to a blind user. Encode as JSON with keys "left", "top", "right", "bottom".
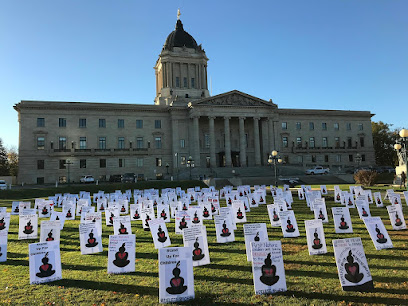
{"left": 371, "top": 121, "right": 398, "bottom": 166}
{"left": 0, "top": 138, "right": 8, "bottom": 175}
{"left": 7, "top": 146, "right": 18, "bottom": 177}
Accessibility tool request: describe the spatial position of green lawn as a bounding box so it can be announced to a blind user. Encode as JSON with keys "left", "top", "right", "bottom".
{"left": 0, "top": 185, "right": 407, "bottom": 305}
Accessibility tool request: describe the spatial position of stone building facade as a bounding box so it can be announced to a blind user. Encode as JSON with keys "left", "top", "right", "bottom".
{"left": 14, "top": 17, "right": 375, "bottom": 184}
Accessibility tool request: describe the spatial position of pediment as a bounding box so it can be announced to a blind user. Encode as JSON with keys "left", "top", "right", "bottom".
{"left": 192, "top": 90, "right": 277, "bottom": 108}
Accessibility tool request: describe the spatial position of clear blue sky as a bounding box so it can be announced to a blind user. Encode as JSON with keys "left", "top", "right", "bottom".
{"left": 1, "top": 0, "right": 407, "bottom": 149}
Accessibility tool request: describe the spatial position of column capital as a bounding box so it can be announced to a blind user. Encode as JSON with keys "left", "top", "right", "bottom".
{"left": 253, "top": 116, "right": 261, "bottom": 121}
{"left": 208, "top": 116, "right": 216, "bottom": 120}
{"left": 223, "top": 116, "right": 231, "bottom": 120}
{"left": 239, "top": 116, "right": 246, "bottom": 121}
{"left": 190, "top": 115, "right": 200, "bottom": 119}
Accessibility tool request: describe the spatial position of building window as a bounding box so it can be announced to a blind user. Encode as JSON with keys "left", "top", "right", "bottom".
{"left": 309, "top": 137, "right": 315, "bottom": 148}
{"left": 180, "top": 139, "right": 185, "bottom": 148}
{"left": 297, "top": 156, "right": 303, "bottom": 164}
{"left": 336, "top": 154, "right": 341, "bottom": 162}
{"left": 334, "top": 123, "right": 339, "bottom": 131}
{"left": 204, "top": 134, "right": 210, "bottom": 148}
{"left": 296, "top": 122, "right": 301, "bottom": 130}
{"left": 311, "top": 155, "right": 316, "bottom": 163}
{"left": 324, "top": 155, "right": 329, "bottom": 163}
{"left": 59, "top": 160, "right": 66, "bottom": 169}
{"left": 99, "top": 118, "right": 106, "bottom": 128}
{"left": 282, "top": 122, "right": 287, "bottom": 130}
{"left": 335, "top": 137, "right": 340, "bottom": 148}
{"left": 99, "top": 137, "right": 106, "bottom": 149}
{"left": 118, "top": 137, "right": 125, "bottom": 149}
{"left": 362, "top": 154, "right": 366, "bottom": 162}
{"left": 100, "top": 159, "right": 106, "bottom": 168}
{"left": 360, "top": 137, "right": 365, "bottom": 147}
{"left": 37, "top": 137, "right": 45, "bottom": 150}
{"left": 183, "top": 77, "right": 188, "bottom": 88}
{"left": 137, "top": 158, "right": 144, "bottom": 167}
{"left": 119, "top": 158, "right": 124, "bottom": 167}
{"left": 309, "top": 122, "right": 314, "bottom": 130}
{"left": 346, "top": 123, "right": 352, "bottom": 130}
{"left": 37, "top": 177, "right": 44, "bottom": 184}
{"left": 37, "top": 160, "right": 44, "bottom": 170}
{"left": 155, "top": 137, "right": 162, "bottom": 149}
{"left": 176, "top": 77, "right": 180, "bottom": 88}
{"left": 80, "top": 159, "right": 86, "bottom": 168}
{"left": 322, "top": 122, "right": 327, "bottom": 130}
{"left": 58, "top": 176, "right": 66, "bottom": 183}
{"left": 347, "top": 137, "right": 352, "bottom": 148}
{"left": 79, "top": 137, "right": 87, "bottom": 149}
{"left": 136, "top": 120, "right": 143, "bottom": 129}
{"left": 282, "top": 137, "right": 288, "bottom": 148}
{"left": 136, "top": 137, "right": 143, "bottom": 149}
{"left": 79, "top": 118, "right": 86, "bottom": 128}
{"left": 358, "top": 123, "right": 364, "bottom": 131}
{"left": 59, "top": 137, "right": 67, "bottom": 150}
{"left": 118, "top": 119, "right": 124, "bottom": 128}
{"left": 349, "top": 154, "right": 353, "bottom": 162}
{"left": 284, "top": 156, "right": 289, "bottom": 163}
{"left": 37, "top": 118, "right": 45, "bottom": 127}
{"left": 322, "top": 137, "right": 328, "bottom": 148}
{"left": 191, "top": 78, "right": 195, "bottom": 88}
{"left": 296, "top": 137, "right": 302, "bottom": 148}
{"left": 181, "top": 156, "right": 186, "bottom": 165}
{"left": 59, "top": 118, "right": 66, "bottom": 127}
{"left": 155, "top": 120, "right": 162, "bottom": 129}
{"left": 245, "top": 134, "right": 249, "bottom": 148}
{"left": 156, "top": 158, "right": 162, "bottom": 167}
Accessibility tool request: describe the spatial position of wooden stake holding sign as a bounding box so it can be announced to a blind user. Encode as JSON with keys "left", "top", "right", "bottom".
{"left": 159, "top": 247, "right": 195, "bottom": 304}
{"left": 332, "top": 237, "right": 374, "bottom": 292}
{"left": 251, "top": 241, "right": 287, "bottom": 295}
{"left": 29, "top": 241, "right": 62, "bottom": 284}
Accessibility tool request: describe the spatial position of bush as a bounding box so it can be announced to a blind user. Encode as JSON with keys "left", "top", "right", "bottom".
{"left": 353, "top": 170, "right": 378, "bottom": 186}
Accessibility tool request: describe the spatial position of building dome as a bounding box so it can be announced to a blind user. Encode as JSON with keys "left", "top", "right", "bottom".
{"left": 163, "top": 19, "right": 198, "bottom": 51}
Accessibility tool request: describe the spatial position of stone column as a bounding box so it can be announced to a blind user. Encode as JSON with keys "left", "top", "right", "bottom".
{"left": 193, "top": 116, "right": 201, "bottom": 167}
{"left": 268, "top": 118, "right": 275, "bottom": 153}
{"left": 209, "top": 116, "right": 217, "bottom": 168}
{"left": 224, "top": 116, "right": 232, "bottom": 167}
{"left": 253, "top": 117, "right": 261, "bottom": 166}
{"left": 261, "top": 119, "right": 269, "bottom": 165}
{"left": 239, "top": 117, "right": 246, "bottom": 167}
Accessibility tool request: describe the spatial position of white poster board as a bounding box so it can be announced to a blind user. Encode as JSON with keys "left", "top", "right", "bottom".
{"left": 363, "top": 217, "right": 393, "bottom": 250}
{"left": 305, "top": 219, "right": 327, "bottom": 255}
{"left": 387, "top": 204, "right": 406, "bottom": 230}
{"left": 332, "top": 207, "right": 353, "bottom": 234}
{"left": 159, "top": 247, "right": 194, "bottom": 303}
{"left": 108, "top": 234, "right": 136, "bottom": 274}
{"left": 332, "top": 237, "right": 374, "bottom": 291}
{"left": 279, "top": 210, "right": 300, "bottom": 237}
{"left": 150, "top": 219, "right": 172, "bottom": 249}
{"left": 40, "top": 220, "right": 61, "bottom": 242}
{"left": 19, "top": 213, "right": 38, "bottom": 240}
{"left": 79, "top": 222, "right": 103, "bottom": 255}
{"left": 113, "top": 216, "right": 132, "bottom": 235}
{"left": 183, "top": 225, "right": 210, "bottom": 267}
{"left": 244, "top": 223, "right": 268, "bottom": 261}
{"left": 29, "top": 241, "right": 62, "bottom": 284}
{"left": 251, "top": 240, "right": 287, "bottom": 295}
{"left": 214, "top": 215, "right": 235, "bottom": 243}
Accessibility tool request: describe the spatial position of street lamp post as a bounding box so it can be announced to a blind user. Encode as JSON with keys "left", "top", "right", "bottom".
{"left": 65, "top": 159, "right": 74, "bottom": 186}
{"left": 268, "top": 150, "right": 282, "bottom": 187}
{"left": 187, "top": 156, "right": 194, "bottom": 180}
{"left": 394, "top": 128, "right": 408, "bottom": 191}
{"left": 355, "top": 153, "right": 362, "bottom": 169}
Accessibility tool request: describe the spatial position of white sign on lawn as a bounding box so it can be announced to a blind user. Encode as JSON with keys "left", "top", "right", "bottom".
{"left": 108, "top": 234, "right": 136, "bottom": 274}
{"left": 29, "top": 241, "right": 62, "bottom": 284}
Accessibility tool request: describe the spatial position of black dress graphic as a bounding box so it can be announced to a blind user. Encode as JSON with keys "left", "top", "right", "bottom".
{"left": 118, "top": 222, "right": 128, "bottom": 235}
{"left": 260, "top": 253, "right": 279, "bottom": 286}
{"left": 395, "top": 212, "right": 403, "bottom": 226}
{"left": 41, "top": 206, "right": 48, "bottom": 215}
{"left": 85, "top": 230, "right": 98, "bottom": 247}
{"left": 36, "top": 252, "right": 55, "bottom": 278}
{"left": 160, "top": 209, "right": 167, "bottom": 220}
{"left": 375, "top": 224, "right": 387, "bottom": 243}
{"left": 272, "top": 210, "right": 279, "bottom": 221}
{"left": 361, "top": 207, "right": 368, "bottom": 217}
{"left": 339, "top": 215, "right": 349, "bottom": 229}
{"left": 45, "top": 229, "right": 54, "bottom": 241}
{"left": 0, "top": 217, "right": 5, "bottom": 230}
{"left": 318, "top": 209, "right": 325, "bottom": 220}
{"left": 236, "top": 208, "right": 244, "bottom": 219}
{"left": 344, "top": 250, "right": 364, "bottom": 283}
{"left": 254, "top": 232, "right": 260, "bottom": 242}
{"left": 192, "top": 237, "right": 205, "bottom": 261}
{"left": 113, "top": 243, "right": 130, "bottom": 267}
{"left": 179, "top": 216, "right": 188, "bottom": 230}
{"left": 192, "top": 211, "right": 200, "bottom": 224}
{"left": 285, "top": 218, "right": 295, "bottom": 233}
{"left": 23, "top": 220, "right": 34, "bottom": 234}
{"left": 133, "top": 209, "right": 140, "bottom": 220}
{"left": 166, "top": 261, "right": 188, "bottom": 294}
{"left": 66, "top": 209, "right": 72, "bottom": 218}
{"left": 203, "top": 207, "right": 210, "bottom": 218}
{"left": 311, "top": 230, "right": 322, "bottom": 249}
{"left": 157, "top": 225, "right": 167, "bottom": 243}
{"left": 144, "top": 214, "right": 151, "bottom": 231}
{"left": 220, "top": 220, "right": 231, "bottom": 237}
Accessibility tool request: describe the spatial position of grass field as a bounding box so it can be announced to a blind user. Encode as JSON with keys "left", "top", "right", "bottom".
{"left": 0, "top": 183, "right": 407, "bottom": 305}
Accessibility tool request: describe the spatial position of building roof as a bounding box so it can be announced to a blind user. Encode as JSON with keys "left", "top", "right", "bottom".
{"left": 163, "top": 19, "right": 198, "bottom": 51}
